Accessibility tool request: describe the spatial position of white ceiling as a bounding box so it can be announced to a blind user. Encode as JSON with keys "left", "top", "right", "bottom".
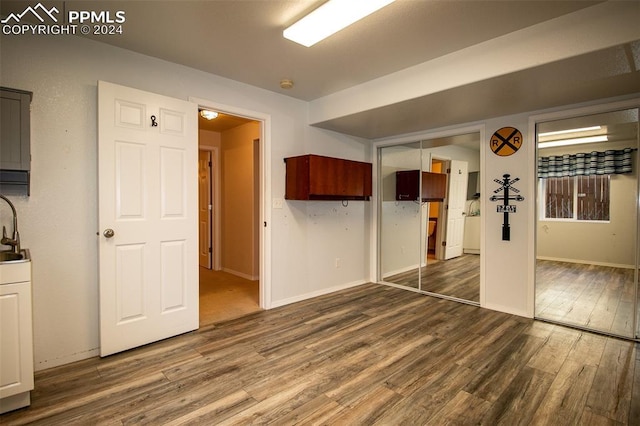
{"left": 2, "top": 0, "right": 639, "bottom": 138}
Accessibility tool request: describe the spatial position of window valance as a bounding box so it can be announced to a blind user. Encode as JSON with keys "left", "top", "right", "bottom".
{"left": 538, "top": 148, "right": 634, "bottom": 178}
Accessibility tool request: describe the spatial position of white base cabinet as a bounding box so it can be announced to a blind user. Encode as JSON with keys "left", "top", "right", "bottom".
{"left": 463, "top": 216, "right": 480, "bottom": 254}
{"left": 0, "top": 260, "right": 33, "bottom": 414}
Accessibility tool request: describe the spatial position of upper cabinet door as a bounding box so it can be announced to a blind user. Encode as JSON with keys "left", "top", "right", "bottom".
{"left": 285, "top": 154, "right": 372, "bottom": 200}
{"left": 0, "top": 88, "right": 31, "bottom": 171}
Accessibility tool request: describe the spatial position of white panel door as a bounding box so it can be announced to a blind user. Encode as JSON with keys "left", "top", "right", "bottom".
{"left": 198, "top": 150, "right": 212, "bottom": 269}
{"left": 98, "top": 81, "right": 198, "bottom": 357}
{"left": 444, "top": 160, "right": 468, "bottom": 260}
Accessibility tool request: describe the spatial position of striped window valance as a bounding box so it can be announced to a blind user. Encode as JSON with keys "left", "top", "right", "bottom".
{"left": 538, "top": 148, "right": 634, "bottom": 178}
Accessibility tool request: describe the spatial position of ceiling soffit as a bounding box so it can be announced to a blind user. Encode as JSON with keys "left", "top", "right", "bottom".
{"left": 313, "top": 44, "right": 640, "bottom": 140}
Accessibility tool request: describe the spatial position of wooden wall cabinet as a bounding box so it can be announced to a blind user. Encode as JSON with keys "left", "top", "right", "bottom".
{"left": 396, "top": 170, "right": 447, "bottom": 201}
{"left": 285, "top": 154, "right": 372, "bottom": 201}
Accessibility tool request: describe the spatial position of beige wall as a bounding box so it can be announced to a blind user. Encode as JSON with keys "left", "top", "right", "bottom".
{"left": 221, "top": 122, "right": 260, "bottom": 279}
{"left": 199, "top": 129, "right": 221, "bottom": 149}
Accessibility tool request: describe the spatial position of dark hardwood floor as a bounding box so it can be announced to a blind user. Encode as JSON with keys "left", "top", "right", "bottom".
{"left": 384, "top": 254, "right": 480, "bottom": 303}
{"left": 2, "top": 283, "right": 639, "bottom": 425}
{"left": 536, "top": 260, "right": 635, "bottom": 337}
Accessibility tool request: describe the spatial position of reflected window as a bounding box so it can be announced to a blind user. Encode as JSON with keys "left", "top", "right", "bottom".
{"left": 541, "top": 175, "right": 610, "bottom": 221}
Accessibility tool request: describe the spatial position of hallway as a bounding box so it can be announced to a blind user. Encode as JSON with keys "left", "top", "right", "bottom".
{"left": 199, "top": 268, "right": 260, "bottom": 325}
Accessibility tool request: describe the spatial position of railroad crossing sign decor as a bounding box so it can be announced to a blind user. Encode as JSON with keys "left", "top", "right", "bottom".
{"left": 490, "top": 174, "right": 524, "bottom": 241}
{"left": 490, "top": 127, "right": 522, "bottom": 157}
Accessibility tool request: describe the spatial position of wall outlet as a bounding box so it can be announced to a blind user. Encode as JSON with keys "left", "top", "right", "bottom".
{"left": 335, "top": 258, "right": 341, "bottom": 268}
{"left": 272, "top": 198, "right": 283, "bottom": 209}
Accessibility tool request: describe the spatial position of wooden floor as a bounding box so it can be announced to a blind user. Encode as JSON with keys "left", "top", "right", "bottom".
{"left": 384, "top": 254, "right": 480, "bottom": 302}
{"left": 3, "top": 283, "right": 639, "bottom": 425}
{"left": 199, "top": 268, "right": 261, "bottom": 326}
{"left": 536, "top": 260, "right": 636, "bottom": 337}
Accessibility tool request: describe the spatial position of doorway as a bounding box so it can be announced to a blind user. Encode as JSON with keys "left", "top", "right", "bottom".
{"left": 197, "top": 109, "right": 262, "bottom": 325}
{"left": 427, "top": 159, "right": 444, "bottom": 262}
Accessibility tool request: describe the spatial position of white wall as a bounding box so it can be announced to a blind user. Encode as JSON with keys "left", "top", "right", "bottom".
{"left": 273, "top": 126, "right": 372, "bottom": 305}
{"left": 0, "top": 35, "right": 370, "bottom": 370}
{"left": 483, "top": 115, "right": 532, "bottom": 316}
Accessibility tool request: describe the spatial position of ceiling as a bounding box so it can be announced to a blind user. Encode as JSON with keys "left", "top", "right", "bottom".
{"left": 2, "top": 0, "right": 639, "bottom": 137}
{"left": 198, "top": 111, "right": 253, "bottom": 132}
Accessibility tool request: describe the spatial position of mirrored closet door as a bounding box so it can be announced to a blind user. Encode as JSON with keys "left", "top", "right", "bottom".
{"left": 535, "top": 107, "right": 639, "bottom": 338}
{"left": 380, "top": 142, "right": 422, "bottom": 289}
{"left": 379, "top": 132, "right": 481, "bottom": 304}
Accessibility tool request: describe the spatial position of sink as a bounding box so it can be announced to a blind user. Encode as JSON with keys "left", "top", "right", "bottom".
{"left": 0, "top": 249, "right": 30, "bottom": 264}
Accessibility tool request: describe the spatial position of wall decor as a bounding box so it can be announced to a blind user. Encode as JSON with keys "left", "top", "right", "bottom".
{"left": 490, "top": 126, "right": 522, "bottom": 157}
{"left": 490, "top": 174, "right": 524, "bottom": 241}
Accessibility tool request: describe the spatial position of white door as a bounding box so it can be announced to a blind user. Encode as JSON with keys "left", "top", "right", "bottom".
{"left": 444, "top": 160, "right": 468, "bottom": 260}
{"left": 98, "top": 81, "right": 198, "bottom": 357}
{"left": 198, "top": 150, "right": 212, "bottom": 269}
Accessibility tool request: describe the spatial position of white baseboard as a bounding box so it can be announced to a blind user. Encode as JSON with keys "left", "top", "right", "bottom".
{"left": 270, "top": 280, "right": 368, "bottom": 309}
{"left": 35, "top": 347, "right": 100, "bottom": 372}
{"left": 382, "top": 263, "right": 427, "bottom": 279}
{"left": 222, "top": 267, "right": 259, "bottom": 281}
{"left": 536, "top": 256, "right": 634, "bottom": 269}
{"left": 484, "top": 302, "right": 531, "bottom": 319}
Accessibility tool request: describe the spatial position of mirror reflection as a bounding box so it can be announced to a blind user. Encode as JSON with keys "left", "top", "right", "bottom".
{"left": 380, "top": 132, "right": 481, "bottom": 304}
{"left": 535, "top": 108, "right": 639, "bottom": 338}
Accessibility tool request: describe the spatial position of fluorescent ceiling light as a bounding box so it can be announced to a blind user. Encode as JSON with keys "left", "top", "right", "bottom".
{"left": 283, "top": 0, "right": 396, "bottom": 47}
{"left": 200, "top": 110, "right": 218, "bottom": 120}
{"left": 538, "top": 126, "right": 601, "bottom": 138}
{"left": 538, "top": 135, "right": 608, "bottom": 149}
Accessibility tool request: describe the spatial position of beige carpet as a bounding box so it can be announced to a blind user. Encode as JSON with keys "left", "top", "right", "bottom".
{"left": 199, "top": 268, "right": 260, "bottom": 325}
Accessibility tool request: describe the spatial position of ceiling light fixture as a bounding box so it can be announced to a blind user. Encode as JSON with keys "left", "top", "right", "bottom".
{"left": 538, "top": 135, "right": 608, "bottom": 149}
{"left": 280, "top": 79, "right": 294, "bottom": 89}
{"left": 538, "top": 126, "right": 602, "bottom": 138}
{"left": 200, "top": 109, "right": 218, "bottom": 120}
{"left": 283, "top": 0, "right": 396, "bottom": 47}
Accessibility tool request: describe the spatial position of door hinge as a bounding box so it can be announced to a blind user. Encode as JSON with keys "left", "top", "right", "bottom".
{"left": 208, "top": 161, "right": 212, "bottom": 167}
{"left": 442, "top": 241, "right": 447, "bottom": 247}
{"left": 264, "top": 221, "right": 267, "bottom": 227}
{"left": 208, "top": 247, "right": 212, "bottom": 253}
{"left": 446, "top": 168, "right": 451, "bottom": 174}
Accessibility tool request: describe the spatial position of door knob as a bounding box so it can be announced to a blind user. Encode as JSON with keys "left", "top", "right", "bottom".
{"left": 103, "top": 229, "right": 115, "bottom": 238}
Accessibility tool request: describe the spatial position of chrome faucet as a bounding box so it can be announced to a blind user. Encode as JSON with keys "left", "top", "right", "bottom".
{"left": 0, "top": 194, "right": 20, "bottom": 254}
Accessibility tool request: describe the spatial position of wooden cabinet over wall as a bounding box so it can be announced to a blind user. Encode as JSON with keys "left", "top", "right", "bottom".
{"left": 285, "top": 154, "right": 372, "bottom": 201}
{"left": 396, "top": 170, "right": 447, "bottom": 202}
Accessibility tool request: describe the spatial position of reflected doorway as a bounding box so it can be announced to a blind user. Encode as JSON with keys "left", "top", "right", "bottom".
{"left": 534, "top": 107, "right": 639, "bottom": 339}
{"left": 379, "top": 131, "right": 481, "bottom": 304}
